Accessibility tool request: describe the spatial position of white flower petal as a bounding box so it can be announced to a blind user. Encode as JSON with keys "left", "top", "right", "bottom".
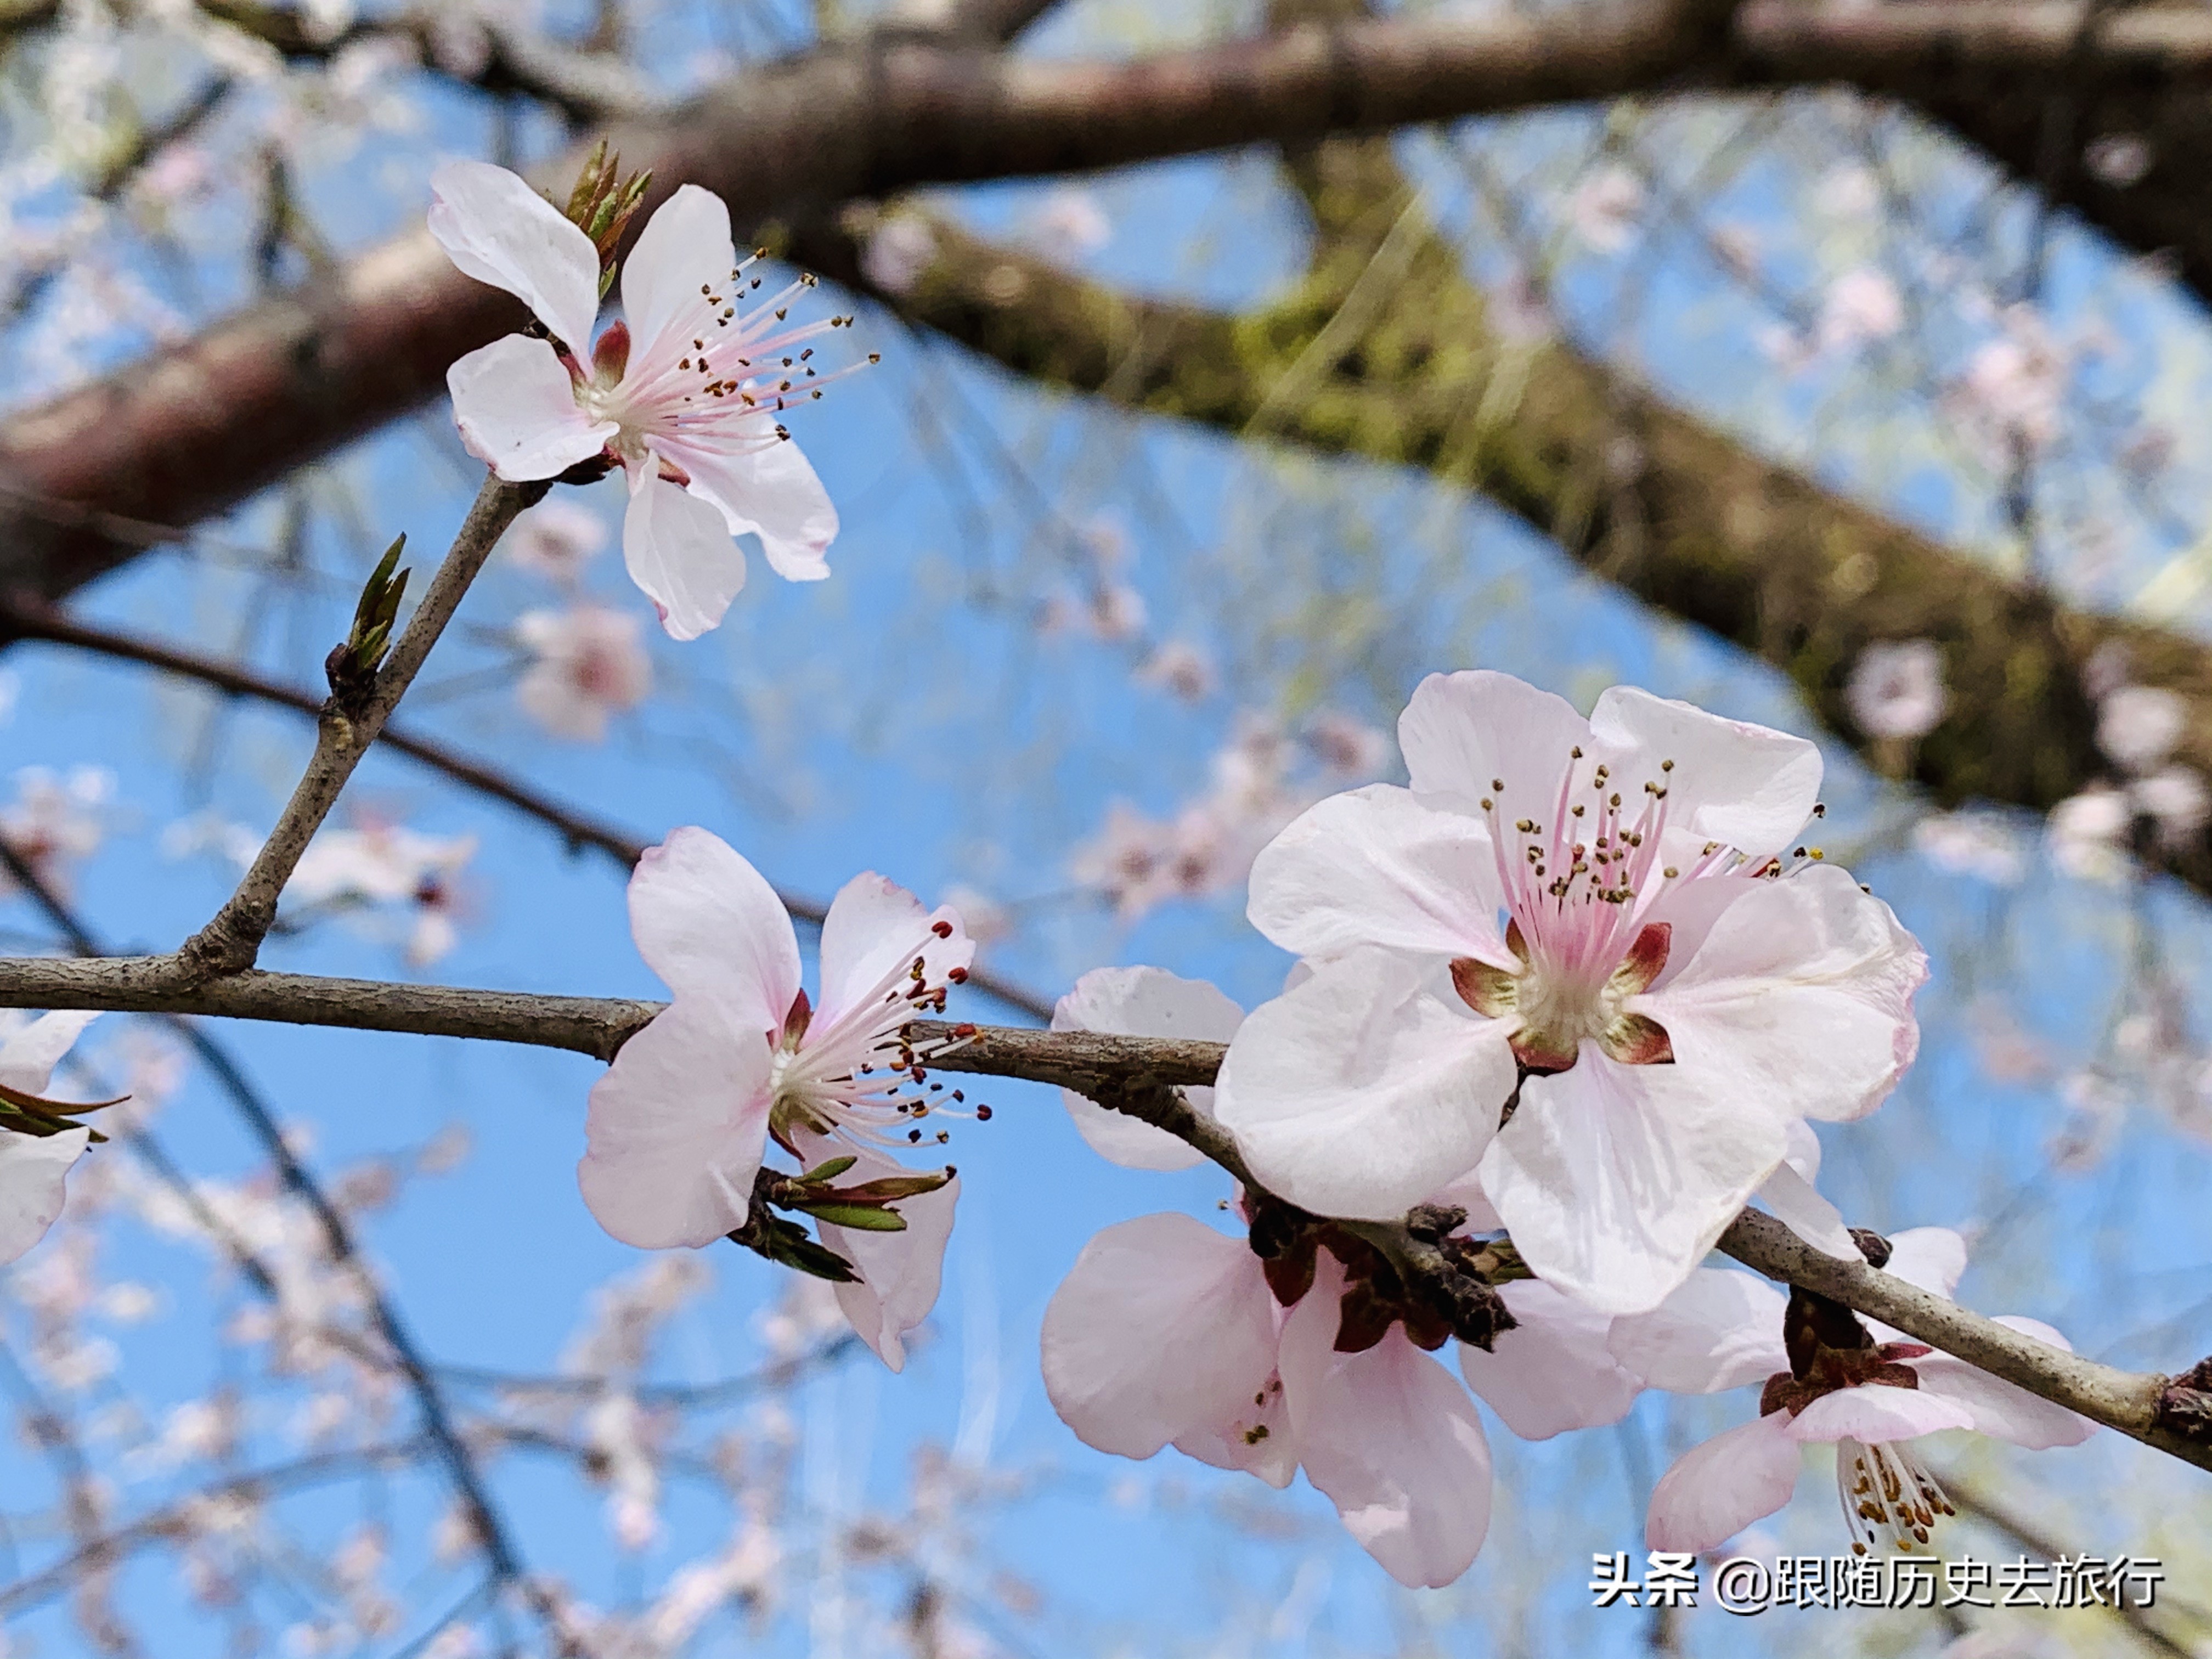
{"left": 1172, "top": 1376, "right": 1297, "bottom": 1488}
{"left": 1589, "top": 686, "right": 1822, "bottom": 863}
{"left": 1245, "top": 785, "right": 1510, "bottom": 965}
{"left": 1459, "top": 1277, "right": 1643, "bottom": 1440}
{"left": 1280, "top": 1258, "right": 1492, "bottom": 1588}
{"left": 1396, "top": 669, "right": 1590, "bottom": 803}
{"left": 665, "top": 436, "right": 838, "bottom": 584}
{"left": 1481, "top": 1052, "right": 1792, "bottom": 1316}
{"left": 1636, "top": 863, "right": 1927, "bottom": 1125}
{"left": 1040, "top": 1212, "right": 1282, "bottom": 1460}
{"left": 623, "top": 469, "right": 748, "bottom": 641}
{"left": 1756, "top": 1158, "right": 1859, "bottom": 1261}
{"left": 1216, "top": 949, "right": 1517, "bottom": 1221}
{"left": 447, "top": 336, "right": 614, "bottom": 482}
{"left": 628, "top": 827, "right": 799, "bottom": 1028}
{"left": 1645, "top": 1412, "right": 1802, "bottom": 1554}
{"left": 0, "top": 1009, "right": 98, "bottom": 1096}
{"left": 620, "top": 184, "right": 736, "bottom": 362}
{"left": 1785, "top": 1384, "right": 1974, "bottom": 1443}
{"left": 1880, "top": 1227, "right": 1968, "bottom": 1300}
{"left": 1605, "top": 1268, "right": 1790, "bottom": 1393}
{"left": 815, "top": 873, "right": 970, "bottom": 1031}
{"left": 0, "top": 1126, "right": 90, "bottom": 1265}
{"left": 818, "top": 1156, "right": 958, "bottom": 1375}
{"left": 1911, "top": 1318, "right": 2095, "bottom": 1449}
{"left": 1053, "top": 967, "right": 1242, "bottom": 1172}
{"left": 428, "top": 159, "right": 602, "bottom": 353}
{"left": 578, "top": 994, "right": 772, "bottom": 1249}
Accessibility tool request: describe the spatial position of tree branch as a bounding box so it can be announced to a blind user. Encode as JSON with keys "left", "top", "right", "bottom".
{"left": 0, "top": 838, "right": 578, "bottom": 1652}
{"left": 0, "top": 594, "right": 1057, "bottom": 1022}
{"left": 0, "top": 2, "right": 1722, "bottom": 608}
{"left": 178, "top": 475, "right": 544, "bottom": 975}
{"left": 0, "top": 949, "right": 2198, "bottom": 1476}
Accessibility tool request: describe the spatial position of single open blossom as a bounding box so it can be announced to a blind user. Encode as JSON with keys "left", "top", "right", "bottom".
{"left": 1215, "top": 670, "right": 1926, "bottom": 1315}
{"left": 1846, "top": 640, "right": 1946, "bottom": 742}
{"left": 515, "top": 605, "right": 652, "bottom": 742}
{"left": 1, "top": 764, "right": 114, "bottom": 898}
{"left": 430, "top": 161, "right": 844, "bottom": 640}
{"left": 0, "top": 1011, "right": 99, "bottom": 1265}
{"left": 2097, "top": 685, "right": 2186, "bottom": 773}
{"left": 1609, "top": 1228, "right": 2093, "bottom": 1556}
{"left": 283, "top": 823, "right": 477, "bottom": 968}
{"left": 579, "top": 829, "right": 971, "bottom": 1371}
{"left": 506, "top": 497, "right": 608, "bottom": 585}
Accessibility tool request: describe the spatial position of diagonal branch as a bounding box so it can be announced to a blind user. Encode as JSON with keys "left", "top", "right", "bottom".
{"left": 786, "top": 199, "right": 2212, "bottom": 894}
{"left": 180, "top": 475, "right": 545, "bottom": 974}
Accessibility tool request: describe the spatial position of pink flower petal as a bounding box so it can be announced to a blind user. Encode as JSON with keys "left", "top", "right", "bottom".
{"left": 1912, "top": 1319, "right": 2095, "bottom": 1449}
{"left": 622, "top": 470, "right": 749, "bottom": 641}
{"left": 1216, "top": 948, "right": 1517, "bottom": 1221}
{"left": 1481, "top": 1051, "right": 1792, "bottom": 1315}
{"left": 1786, "top": 1383, "right": 1975, "bottom": 1444}
{"left": 1459, "top": 1277, "right": 1643, "bottom": 1440}
{"left": 1587, "top": 685, "right": 1822, "bottom": 866}
{"left": 1646, "top": 1412, "right": 1802, "bottom": 1554}
{"left": 579, "top": 994, "right": 772, "bottom": 1249}
{"left": 815, "top": 873, "right": 970, "bottom": 1031}
{"left": 1606, "top": 1267, "right": 1790, "bottom": 1393}
{"left": 620, "top": 185, "right": 737, "bottom": 364}
{"left": 663, "top": 436, "right": 838, "bottom": 584}
{"left": 1756, "top": 1158, "right": 1859, "bottom": 1261}
{"left": 1245, "top": 784, "right": 1509, "bottom": 965}
{"left": 1280, "top": 1257, "right": 1492, "bottom": 1588}
{"left": 1634, "top": 864, "right": 1928, "bottom": 1127}
{"left": 628, "top": 828, "right": 800, "bottom": 1028}
{"left": 1040, "top": 1212, "right": 1281, "bottom": 1461}
{"left": 0, "top": 1126, "right": 90, "bottom": 1266}
{"left": 1053, "top": 967, "right": 1243, "bottom": 1172}
{"left": 1881, "top": 1227, "right": 1968, "bottom": 1300}
{"left": 428, "top": 160, "right": 603, "bottom": 355}
{"left": 1396, "top": 669, "right": 1590, "bottom": 808}
{"left": 447, "top": 335, "right": 614, "bottom": 482}
{"left": 0, "top": 1009, "right": 98, "bottom": 1097}
{"left": 806, "top": 1133, "right": 958, "bottom": 1375}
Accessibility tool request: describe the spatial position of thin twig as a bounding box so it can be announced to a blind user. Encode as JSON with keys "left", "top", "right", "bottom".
{"left": 0, "top": 838, "right": 577, "bottom": 1651}
{"left": 0, "top": 595, "right": 1054, "bottom": 1022}
{"left": 181, "top": 475, "right": 546, "bottom": 975}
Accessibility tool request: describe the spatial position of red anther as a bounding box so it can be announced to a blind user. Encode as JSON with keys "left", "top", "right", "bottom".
{"left": 931, "top": 919, "right": 954, "bottom": 938}
{"left": 948, "top": 967, "right": 969, "bottom": 984}
{"left": 910, "top": 1066, "right": 927, "bottom": 1084}
{"left": 975, "top": 1105, "right": 994, "bottom": 1121}
{"left": 952, "top": 1023, "right": 978, "bottom": 1039}
{"left": 907, "top": 1128, "right": 922, "bottom": 1143}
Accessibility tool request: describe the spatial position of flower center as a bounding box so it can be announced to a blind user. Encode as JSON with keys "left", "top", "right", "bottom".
{"left": 1444, "top": 744, "right": 1760, "bottom": 1071}
{"left": 761, "top": 930, "right": 975, "bottom": 1155}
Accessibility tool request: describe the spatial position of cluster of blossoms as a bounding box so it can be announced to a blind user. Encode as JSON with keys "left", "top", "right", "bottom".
{"left": 2047, "top": 661, "right": 2209, "bottom": 882}
{"left": 562, "top": 669, "right": 2096, "bottom": 1589}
